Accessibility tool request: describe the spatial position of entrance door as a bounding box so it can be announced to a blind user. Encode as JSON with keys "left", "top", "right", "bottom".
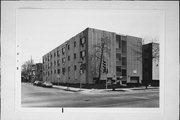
{"left": 130, "top": 76, "right": 139, "bottom": 83}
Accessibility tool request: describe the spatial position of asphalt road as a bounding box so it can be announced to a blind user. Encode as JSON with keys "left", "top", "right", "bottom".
{"left": 22, "top": 83, "right": 159, "bottom": 107}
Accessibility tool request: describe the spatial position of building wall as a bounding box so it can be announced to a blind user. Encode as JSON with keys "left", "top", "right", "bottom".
{"left": 42, "top": 29, "right": 88, "bottom": 84}
{"left": 142, "top": 42, "right": 159, "bottom": 86}
{"left": 142, "top": 44, "right": 152, "bottom": 84}
{"left": 87, "top": 28, "right": 116, "bottom": 84}
{"left": 126, "top": 36, "right": 142, "bottom": 84}
{"left": 43, "top": 27, "right": 143, "bottom": 85}
{"left": 35, "top": 63, "right": 43, "bottom": 81}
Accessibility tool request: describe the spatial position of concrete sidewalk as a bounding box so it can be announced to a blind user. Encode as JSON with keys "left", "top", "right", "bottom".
{"left": 53, "top": 85, "right": 88, "bottom": 92}
{"left": 53, "top": 85, "right": 159, "bottom": 93}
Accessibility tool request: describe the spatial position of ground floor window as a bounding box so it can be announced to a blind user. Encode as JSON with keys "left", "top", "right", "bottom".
{"left": 122, "top": 69, "right": 127, "bottom": 76}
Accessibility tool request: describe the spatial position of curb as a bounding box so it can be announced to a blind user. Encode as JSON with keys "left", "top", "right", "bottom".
{"left": 53, "top": 85, "right": 159, "bottom": 93}
{"left": 53, "top": 86, "right": 81, "bottom": 92}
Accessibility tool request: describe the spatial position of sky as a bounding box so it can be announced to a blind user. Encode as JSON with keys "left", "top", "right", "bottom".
{"left": 17, "top": 9, "right": 163, "bottom": 64}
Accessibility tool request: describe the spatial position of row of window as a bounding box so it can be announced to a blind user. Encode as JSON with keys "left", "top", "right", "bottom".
{"left": 43, "top": 50, "right": 86, "bottom": 69}
{"left": 44, "top": 65, "right": 78, "bottom": 76}
{"left": 43, "top": 37, "right": 86, "bottom": 63}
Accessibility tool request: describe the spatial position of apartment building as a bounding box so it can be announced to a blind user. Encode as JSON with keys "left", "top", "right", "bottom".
{"left": 35, "top": 63, "right": 43, "bottom": 81}
{"left": 42, "top": 28, "right": 142, "bottom": 85}
{"left": 142, "top": 42, "right": 159, "bottom": 86}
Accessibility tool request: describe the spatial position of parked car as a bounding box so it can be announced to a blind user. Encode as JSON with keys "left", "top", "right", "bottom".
{"left": 41, "top": 81, "right": 53, "bottom": 88}
{"left": 33, "top": 80, "right": 40, "bottom": 86}
{"left": 33, "top": 80, "right": 43, "bottom": 86}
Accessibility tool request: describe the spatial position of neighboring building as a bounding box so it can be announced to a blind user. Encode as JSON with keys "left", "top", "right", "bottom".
{"left": 142, "top": 42, "right": 159, "bottom": 86}
{"left": 42, "top": 27, "right": 142, "bottom": 86}
{"left": 35, "top": 63, "right": 43, "bottom": 81}
{"left": 30, "top": 64, "right": 36, "bottom": 83}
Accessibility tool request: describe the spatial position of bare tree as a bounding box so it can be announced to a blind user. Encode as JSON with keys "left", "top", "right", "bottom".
{"left": 21, "top": 59, "right": 34, "bottom": 82}
{"left": 91, "top": 33, "right": 111, "bottom": 84}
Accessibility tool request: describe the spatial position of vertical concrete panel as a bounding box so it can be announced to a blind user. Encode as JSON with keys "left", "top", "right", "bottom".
{"left": 126, "top": 36, "right": 142, "bottom": 84}
{"left": 87, "top": 28, "right": 116, "bottom": 83}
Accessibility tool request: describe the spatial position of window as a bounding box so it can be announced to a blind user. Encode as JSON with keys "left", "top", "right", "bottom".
{"left": 80, "top": 51, "right": 86, "bottom": 58}
{"left": 74, "top": 65, "right": 77, "bottom": 71}
{"left": 54, "top": 61, "right": 56, "bottom": 66}
{"left": 48, "top": 63, "right": 50, "bottom": 69}
{"left": 80, "top": 51, "right": 86, "bottom": 61}
{"left": 122, "top": 57, "right": 126, "bottom": 65}
{"left": 116, "top": 35, "right": 121, "bottom": 49}
{"left": 80, "top": 37, "right": 86, "bottom": 47}
{"left": 81, "top": 37, "right": 85, "bottom": 44}
{"left": 58, "top": 69, "right": 60, "bottom": 74}
{"left": 122, "top": 69, "right": 127, "bottom": 76}
{"left": 57, "top": 50, "right": 60, "bottom": 57}
{"left": 48, "top": 56, "right": 50, "bottom": 61}
{"left": 74, "top": 41, "right": 76, "bottom": 47}
{"left": 116, "top": 53, "right": 121, "bottom": 61}
{"left": 116, "top": 66, "right": 121, "bottom": 72}
{"left": 50, "top": 54, "right": 52, "bottom": 59}
{"left": 54, "top": 52, "right": 56, "bottom": 57}
{"left": 57, "top": 60, "right": 60, "bottom": 66}
{"left": 62, "top": 58, "right": 65, "bottom": 64}
{"left": 54, "top": 69, "right": 56, "bottom": 74}
{"left": 67, "top": 44, "right": 70, "bottom": 50}
{"left": 122, "top": 41, "right": 127, "bottom": 53}
{"left": 68, "top": 56, "right": 70, "bottom": 61}
{"left": 62, "top": 68, "right": 65, "bottom": 75}
{"left": 121, "top": 36, "right": 126, "bottom": 41}
{"left": 68, "top": 66, "right": 70, "bottom": 72}
{"left": 62, "top": 48, "right": 65, "bottom": 55}
{"left": 74, "top": 53, "right": 76, "bottom": 59}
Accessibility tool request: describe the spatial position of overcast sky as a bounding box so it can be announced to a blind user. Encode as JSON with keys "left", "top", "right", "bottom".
{"left": 17, "top": 9, "right": 163, "bottom": 64}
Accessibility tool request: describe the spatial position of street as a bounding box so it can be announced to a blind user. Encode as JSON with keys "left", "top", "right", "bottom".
{"left": 22, "top": 83, "right": 159, "bottom": 107}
